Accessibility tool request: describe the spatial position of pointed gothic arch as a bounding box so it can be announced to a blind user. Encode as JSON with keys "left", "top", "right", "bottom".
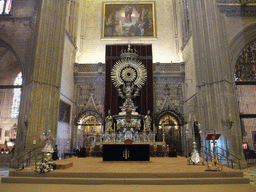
{"left": 75, "top": 110, "right": 103, "bottom": 147}
{"left": 0, "top": 38, "right": 25, "bottom": 75}
{"left": 0, "top": 37, "right": 23, "bottom": 147}
{"left": 74, "top": 94, "right": 103, "bottom": 147}
{"left": 230, "top": 23, "right": 256, "bottom": 74}
{"left": 234, "top": 38, "right": 256, "bottom": 152}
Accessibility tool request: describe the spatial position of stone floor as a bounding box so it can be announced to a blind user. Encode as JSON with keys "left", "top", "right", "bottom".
{"left": 0, "top": 154, "right": 14, "bottom": 183}
{"left": 0, "top": 168, "right": 10, "bottom": 182}
{"left": 241, "top": 164, "right": 256, "bottom": 186}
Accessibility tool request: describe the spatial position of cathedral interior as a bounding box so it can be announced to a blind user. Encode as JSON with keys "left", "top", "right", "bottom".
{"left": 0, "top": 0, "right": 256, "bottom": 169}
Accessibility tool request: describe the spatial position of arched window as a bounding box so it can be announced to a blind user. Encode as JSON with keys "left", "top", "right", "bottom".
{"left": 11, "top": 72, "right": 22, "bottom": 118}
{"left": 235, "top": 41, "right": 256, "bottom": 82}
{"left": 235, "top": 40, "right": 256, "bottom": 151}
{"left": 185, "top": 0, "right": 190, "bottom": 32}
{"left": 0, "top": 0, "right": 12, "bottom": 15}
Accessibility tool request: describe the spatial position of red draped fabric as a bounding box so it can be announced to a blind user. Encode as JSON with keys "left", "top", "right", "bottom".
{"left": 105, "top": 44, "right": 153, "bottom": 131}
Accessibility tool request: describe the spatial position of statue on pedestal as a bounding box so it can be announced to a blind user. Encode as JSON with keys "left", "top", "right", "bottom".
{"left": 143, "top": 110, "right": 152, "bottom": 132}
{"left": 35, "top": 130, "right": 55, "bottom": 173}
{"left": 41, "top": 130, "right": 54, "bottom": 154}
{"left": 105, "top": 110, "right": 113, "bottom": 133}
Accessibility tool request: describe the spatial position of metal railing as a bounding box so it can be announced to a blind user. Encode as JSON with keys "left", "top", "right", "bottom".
{"left": 201, "top": 146, "right": 241, "bottom": 170}
{"left": 14, "top": 146, "right": 44, "bottom": 169}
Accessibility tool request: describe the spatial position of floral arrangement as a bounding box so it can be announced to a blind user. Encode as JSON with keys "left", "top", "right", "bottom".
{"left": 35, "top": 161, "right": 54, "bottom": 174}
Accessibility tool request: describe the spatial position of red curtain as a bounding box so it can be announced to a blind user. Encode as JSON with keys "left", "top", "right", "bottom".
{"left": 105, "top": 44, "right": 153, "bottom": 130}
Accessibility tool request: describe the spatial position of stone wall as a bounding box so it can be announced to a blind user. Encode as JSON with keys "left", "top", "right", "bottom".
{"left": 56, "top": 33, "right": 76, "bottom": 157}
{"left": 76, "top": 0, "right": 180, "bottom": 64}
{"left": 153, "top": 63, "right": 184, "bottom": 117}
{"left": 74, "top": 62, "right": 185, "bottom": 126}
{"left": 0, "top": 0, "right": 37, "bottom": 80}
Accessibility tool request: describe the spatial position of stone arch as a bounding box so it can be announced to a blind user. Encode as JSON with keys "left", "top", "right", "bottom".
{"left": 155, "top": 110, "right": 184, "bottom": 127}
{"left": 231, "top": 30, "right": 256, "bottom": 152}
{"left": 0, "top": 36, "right": 25, "bottom": 77}
{"left": 229, "top": 22, "right": 256, "bottom": 75}
{"left": 76, "top": 110, "right": 103, "bottom": 126}
{"left": 75, "top": 110, "right": 103, "bottom": 147}
{"left": 0, "top": 37, "right": 24, "bottom": 149}
{"left": 155, "top": 110, "right": 184, "bottom": 155}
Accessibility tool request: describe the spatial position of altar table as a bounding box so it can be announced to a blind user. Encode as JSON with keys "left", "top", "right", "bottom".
{"left": 103, "top": 144, "right": 150, "bottom": 161}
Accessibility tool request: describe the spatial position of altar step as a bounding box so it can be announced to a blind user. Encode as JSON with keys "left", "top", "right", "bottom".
{"left": 2, "top": 176, "right": 249, "bottom": 185}
{"left": 1, "top": 157, "right": 250, "bottom": 185}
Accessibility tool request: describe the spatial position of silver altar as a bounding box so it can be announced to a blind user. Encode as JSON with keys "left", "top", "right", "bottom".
{"left": 102, "top": 45, "right": 157, "bottom": 144}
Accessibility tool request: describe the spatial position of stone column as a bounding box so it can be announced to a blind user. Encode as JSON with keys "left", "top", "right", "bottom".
{"left": 189, "top": 0, "right": 246, "bottom": 167}
{"left": 15, "top": 0, "right": 68, "bottom": 156}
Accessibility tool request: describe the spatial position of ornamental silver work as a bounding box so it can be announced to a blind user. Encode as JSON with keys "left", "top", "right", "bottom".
{"left": 111, "top": 45, "right": 147, "bottom": 99}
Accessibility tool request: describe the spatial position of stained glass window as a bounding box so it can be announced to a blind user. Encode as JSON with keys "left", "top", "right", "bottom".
{"left": 235, "top": 41, "right": 256, "bottom": 82}
{"left": 0, "top": 0, "right": 12, "bottom": 15}
{"left": 185, "top": 0, "right": 190, "bottom": 31}
{"left": 182, "top": 0, "right": 190, "bottom": 46}
{"left": 11, "top": 72, "right": 22, "bottom": 118}
{"left": 4, "top": 0, "right": 12, "bottom": 14}
{"left": 0, "top": 0, "right": 5, "bottom": 14}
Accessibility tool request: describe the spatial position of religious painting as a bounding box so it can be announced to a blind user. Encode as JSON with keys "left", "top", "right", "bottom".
{"left": 102, "top": 2, "right": 156, "bottom": 39}
{"left": 58, "top": 100, "right": 71, "bottom": 123}
{"left": 5, "top": 130, "right": 9, "bottom": 137}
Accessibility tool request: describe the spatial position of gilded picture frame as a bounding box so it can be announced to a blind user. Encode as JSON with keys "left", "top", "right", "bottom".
{"left": 102, "top": 1, "right": 156, "bottom": 40}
